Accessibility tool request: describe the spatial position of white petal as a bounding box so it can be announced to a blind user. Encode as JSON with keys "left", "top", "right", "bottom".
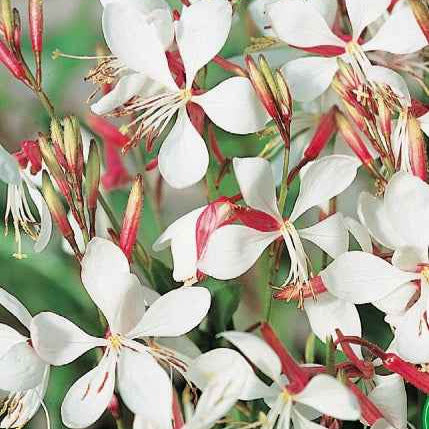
{"left": 156, "top": 336, "right": 201, "bottom": 359}
{"left": 61, "top": 353, "right": 116, "bottom": 429}
{"left": 0, "top": 324, "right": 27, "bottom": 358}
{"left": 296, "top": 374, "right": 360, "bottom": 420}
{"left": 0, "top": 144, "right": 20, "bottom": 185}
{"left": 305, "top": 293, "right": 361, "bottom": 345}
{"left": 91, "top": 74, "right": 148, "bottom": 115}
{"left": 357, "top": 192, "right": 402, "bottom": 250}
{"left": 344, "top": 216, "right": 373, "bottom": 253}
{"left": 0, "top": 287, "right": 32, "bottom": 329}
{"left": 290, "top": 155, "right": 360, "bottom": 222}
{"left": 153, "top": 207, "right": 205, "bottom": 283}
{"left": 0, "top": 342, "right": 46, "bottom": 391}
{"left": 362, "top": 1, "right": 427, "bottom": 54}
{"left": 419, "top": 112, "right": 429, "bottom": 137}
{"left": 220, "top": 331, "right": 281, "bottom": 382}
{"left": 368, "top": 374, "right": 407, "bottom": 429}
{"left": 267, "top": 0, "right": 345, "bottom": 47}
{"left": 128, "top": 286, "right": 211, "bottom": 338}
{"left": 298, "top": 213, "right": 349, "bottom": 258}
{"left": 391, "top": 247, "right": 425, "bottom": 271}
{"left": 291, "top": 409, "right": 325, "bottom": 429}
{"left": 384, "top": 172, "right": 429, "bottom": 249}
{"left": 197, "top": 225, "right": 280, "bottom": 280}
{"left": 282, "top": 57, "right": 339, "bottom": 102}
{"left": 30, "top": 312, "right": 106, "bottom": 365}
{"left": 373, "top": 282, "right": 417, "bottom": 316}
{"left": 118, "top": 347, "right": 172, "bottom": 426}
{"left": 233, "top": 157, "right": 281, "bottom": 219}
{"left": 103, "top": 3, "right": 176, "bottom": 89}
{"left": 158, "top": 109, "right": 209, "bottom": 189}
{"left": 371, "top": 419, "right": 396, "bottom": 429}
{"left": 193, "top": 77, "right": 269, "bottom": 134}
{"left": 345, "top": 0, "right": 389, "bottom": 40}
{"left": 321, "top": 251, "right": 419, "bottom": 304}
{"left": 176, "top": 0, "right": 232, "bottom": 86}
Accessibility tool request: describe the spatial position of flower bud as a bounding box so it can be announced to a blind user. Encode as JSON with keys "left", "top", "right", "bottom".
{"left": 119, "top": 175, "right": 143, "bottom": 260}
{"left": 64, "top": 116, "right": 78, "bottom": 175}
{"left": 0, "top": 39, "right": 25, "bottom": 81}
{"left": 71, "top": 116, "right": 84, "bottom": 182}
{"left": 21, "top": 140, "right": 42, "bottom": 175}
{"left": 274, "top": 69, "right": 293, "bottom": 123}
{"left": 50, "top": 117, "right": 64, "bottom": 151}
{"left": 85, "top": 140, "right": 101, "bottom": 239}
{"left": 1, "top": 0, "right": 14, "bottom": 44}
{"left": 346, "top": 382, "right": 383, "bottom": 426}
{"left": 28, "top": 0, "right": 44, "bottom": 87}
{"left": 409, "top": 0, "right": 429, "bottom": 42}
{"left": 407, "top": 114, "right": 428, "bottom": 181}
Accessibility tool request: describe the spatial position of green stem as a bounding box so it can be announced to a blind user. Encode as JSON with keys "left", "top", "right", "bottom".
{"left": 277, "top": 147, "right": 290, "bottom": 216}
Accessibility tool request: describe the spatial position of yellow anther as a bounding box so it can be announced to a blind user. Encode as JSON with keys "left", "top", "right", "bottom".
{"left": 421, "top": 267, "right": 429, "bottom": 283}
{"left": 281, "top": 388, "right": 293, "bottom": 402}
{"left": 109, "top": 334, "right": 122, "bottom": 350}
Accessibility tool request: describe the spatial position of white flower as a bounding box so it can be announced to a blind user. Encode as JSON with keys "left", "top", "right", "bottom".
{"left": 0, "top": 288, "right": 50, "bottom": 428}
{"left": 198, "top": 155, "right": 359, "bottom": 288}
{"left": 0, "top": 145, "right": 52, "bottom": 259}
{"left": 30, "top": 238, "right": 211, "bottom": 428}
{"left": 220, "top": 331, "right": 361, "bottom": 428}
{"left": 100, "top": 0, "right": 269, "bottom": 188}
{"left": 267, "top": 0, "right": 427, "bottom": 101}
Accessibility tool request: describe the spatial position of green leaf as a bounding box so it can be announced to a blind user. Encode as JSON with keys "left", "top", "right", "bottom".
{"left": 423, "top": 395, "right": 429, "bottom": 429}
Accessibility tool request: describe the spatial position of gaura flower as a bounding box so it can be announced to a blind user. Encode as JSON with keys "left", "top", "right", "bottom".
{"left": 267, "top": 0, "right": 427, "bottom": 101}
{"left": 198, "top": 155, "right": 360, "bottom": 289}
{"left": 30, "top": 238, "right": 211, "bottom": 428}
{"left": 101, "top": 0, "right": 268, "bottom": 188}
{"left": 0, "top": 288, "right": 50, "bottom": 428}
{"left": 0, "top": 144, "right": 52, "bottom": 259}
{"left": 220, "top": 331, "right": 361, "bottom": 428}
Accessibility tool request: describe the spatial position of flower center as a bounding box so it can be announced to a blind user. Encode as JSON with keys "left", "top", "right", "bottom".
{"left": 281, "top": 388, "right": 293, "bottom": 403}
{"left": 108, "top": 334, "right": 122, "bottom": 351}
{"left": 421, "top": 267, "right": 429, "bottom": 284}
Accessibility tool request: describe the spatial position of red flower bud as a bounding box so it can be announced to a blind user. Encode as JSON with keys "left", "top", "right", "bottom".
{"left": 28, "top": 0, "right": 43, "bottom": 87}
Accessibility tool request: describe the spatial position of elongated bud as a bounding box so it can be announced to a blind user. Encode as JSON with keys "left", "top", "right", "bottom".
{"left": 212, "top": 55, "right": 247, "bottom": 77}
{"left": 2, "top": 0, "right": 14, "bottom": 44}
{"left": 407, "top": 114, "right": 428, "bottom": 181}
{"left": 260, "top": 322, "right": 309, "bottom": 393}
{"left": 119, "top": 175, "right": 143, "bottom": 260}
{"left": 64, "top": 117, "right": 78, "bottom": 175}
{"left": 274, "top": 69, "right": 292, "bottom": 122}
{"left": 38, "top": 134, "right": 71, "bottom": 198}
{"left": 409, "top": 0, "right": 429, "bottom": 42}
{"left": 346, "top": 381, "right": 383, "bottom": 426}
{"left": 376, "top": 97, "right": 392, "bottom": 145}
{"left": 0, "top": 39, "right": 26, "bottom": 81}
{"left": 21, "top": 140, "right": 42, "bottom": 175}
{"left": 259, "top": 55, "right": 280, "bottom": 107}
{"left": 29, "top": 0, "right": 43, "bottom": 87}
{"left": 12, "top": 8, "right": 21, "bottom": 52}
{"left": 86, "top": 140, "right": 100, "bottom": 239}
{"left": 50, "top": 117, "right": 64, "bottom": 151}
{"left": 71, "top": 116, "right": 84, "bottom": 181}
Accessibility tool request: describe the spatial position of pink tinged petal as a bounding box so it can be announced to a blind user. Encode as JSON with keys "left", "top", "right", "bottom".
{"left": 373, "top": 282, "right": 417, "bottom": 316}
{"left": 153, "top": 207, "right": 206, "bottom": 283}
{"left": 362, "top": 1, "right": 427, "bottom": 54}
{"left": 295, "top": 374, "right": 360, "bottom": 420}
{"left": 128, "top": 286, "right": 211, "bottom": 338}
{"left": 267, "top": 0, "right": 345, "bottom": 47}
{"left": 357, "top": 192, "right": 403, "bottom": 250}
{"left": 156, "top": 336, "right": 201, "bottom": 360}
{"left": 0, "top": 287, "right": 32, "bottom": 329}
{"left": 344, "top": 216, "right": 373, "bottom": 253}
{"left": 102, "top": 3, "right": 177, "bottom": 90}
{"left": 290, "top": 155, "right": 360, "bottom": 222}
{"left": 91, "top": 74, "right": 148, "bottom": 115}
{"left": 158, "top": 109, "right": 209, "bottom": 189}
{"left": 0, "top": 342, "right": 46, "bottom": 391}
{"left": 419, "top": 112, "right": 429, "bottom": 137}
{"left": 176, "top": 0, "right": 232, "bottom": 87}
{"left": 117, "top": 348, "right": 172, "bottom": 427}
{"left": 30, "top": 312, "right": 106, "bottom": 365}
{"left": 384, "top": 172, "right": 429, "bottom": 249}
{"left": 282, "top": 56, "right": 339, "bottom": 102}
{"left": 312, "top": 0, "right": 338, "bottom": 26}
{"left": 305, "top": 293, "right": 361, "bottom": 345}
{"left": 233, "top": 157, "right": 281, "bottom": 219}
{"left": 61, "top": 353, "right": 117, "bottom": 429}
{"left": 298, "top": 213, "right": 349, "bottom": 258}
{"left": 193, "top": 77, "right": 269, "bottom": 134}
{"left": 368, "top": 374, "right": 407, "bottom": 429}
{"left": 220, "top": 331, "right": 282, "bottom": 383}
{"left": 197, "top": 225, "right": 280, "bottom": 280}
{"left": 0, "top": 144, "right": 21, "bottom": 185}
{"left": 391, "top": 247, "right": 426, "bottom": 271}
{"left": 371, "top": 419, "right": 397, "bottom": 429}
{"left": 345, "top": 0, "right": 390, "bottom": 40}
{"left": 321, "top": 251, "right": 419, "bottom": 304}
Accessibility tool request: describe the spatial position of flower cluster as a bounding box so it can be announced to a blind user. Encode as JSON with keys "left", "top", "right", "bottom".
{"left": 0, "top": 0, "right": 428, "bottom": 428}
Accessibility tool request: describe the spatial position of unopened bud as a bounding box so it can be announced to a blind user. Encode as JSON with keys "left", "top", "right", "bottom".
{"left": 119, "top": 175, "right": 143, "bottom": 260}
{"left": 258, "top": 55, "right": 280, "bottom": 106}
{"left": 376, "top": 97, "right": 392, "bottom": 145}
{"left": 274, "top": 69, "right": 293, "bottom": 122}
{"left": 305, "top": 107, "right": 337, "bottom": 160}
{"left": 409, "top": 0, "right": 429, "bottom": 42}
{"left": 407, "top": 114, "right": 428, "bottom": 181}
{"left": 85, "top": 140, "right": 101, "bottom": 238}
{"left": 64, "top": 117, "right": 79, "bottom": 175}
{"left": 12, "top": 8, "right": 21, "bottom": 53}
{"left": 21, "top": 140, "right": 42, "bottom": 175}
{"left": 28, "top": 0, "right": 44, "bottom": 87}
{"left": 70, "top": 116, "right": 84, "bottom": 181}
{"left": 50, "top": 117, "right": 64, "bottom": 151}
{"left": 2, "top": 0, "right": 14, "bottom": 44}
{"left": 0, "top": 39, "right": 26, "bottom": 81}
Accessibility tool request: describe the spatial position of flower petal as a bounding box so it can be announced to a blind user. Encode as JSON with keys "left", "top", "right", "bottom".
{"left": 176, "top": 0, "right": 232, "bottom": 86}
{"left": 128, "top": 286, "right": 211, "bottom": 338}
{"left": 233, "top": 157, "right": 281, "bottom": 219}
{"left": 373, "top": 281, "right": 417, "bottom": 317}
{"left": 118, "top": 347, "right": 172, "bottom": 427}
{"left": 197, "top": 225, "right": 280, "bottom": 280}
{"left": 290, "top": 155, "right": 360, "bottom": 222}
{"left": 0, "top": 287, "right": 32, "bottom": 329}
{"left": 296, "top": 374, "right": 360, "bottom": 420}
{"left": 193, "top": 77, "right": 269, "bottom": 134}
{"left": 30, "top": 312, "right": 106, "bottom": 365}
{"left": 0, "top": 144, "right": 20, "bottom": 185}
{"left": 103, "top": 3, "right": 176, "bottom": 89}
{"left": 321, "top": 251, "right": 419, "bottom": 304}
{"left": 384, "top": 172, "right": 429, "bottom": 249}
{"left": 267, "top": 0, "right": 345, "bottom": 47}
{"left": 419, "top": 112, "right": 429, "bottom": 137}
{"left": 0, "top": 324, "right": 27, "bottom": 358}
{"left": 345, "top": 0, "right": 389, "bottom": 40}
{"left": 362, "top": 1, "right": 427, "bottom": 54}
{"left": 158, "top": 109, "right": 209, "bottom": 189}
{"left": 220, "top": 331, "right": 282, "bottom": 383}
{"left": 61, "top": 353, "right": 116, "bottom": 429}
{"left": 298, "top": 213, "right": 349, "bottom": 258}
{"left": 344, "top": 216, "right": 373, "bottom": 253}
{"left": 282, "top": 56, "right": 339, "bottom": 102}
{"left": 291, "top": 409, "right": 325, "bottom": 429}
